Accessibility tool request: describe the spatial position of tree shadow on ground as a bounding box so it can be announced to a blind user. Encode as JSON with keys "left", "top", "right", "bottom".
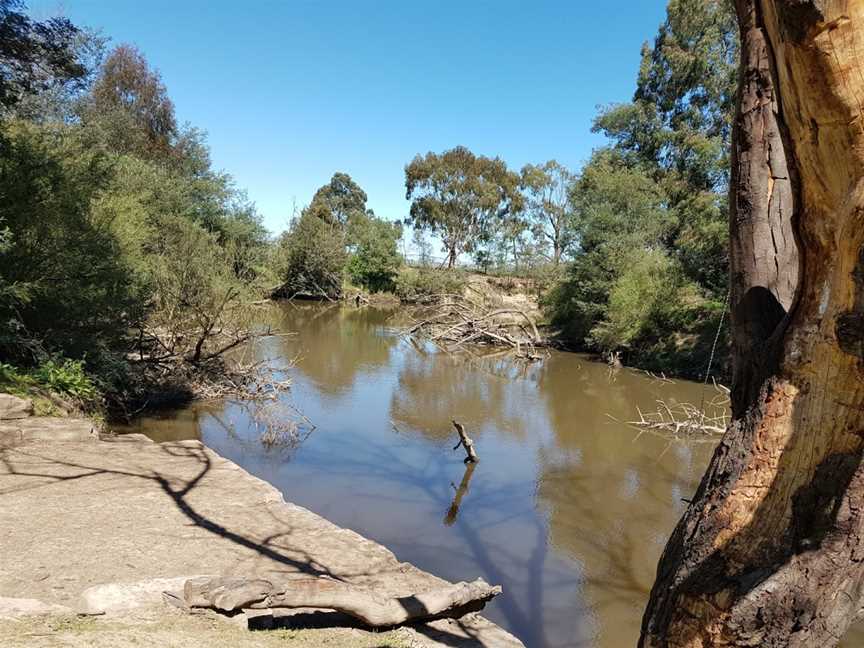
{"left": 0, "top": 438, "right": 502, "bottom": 648}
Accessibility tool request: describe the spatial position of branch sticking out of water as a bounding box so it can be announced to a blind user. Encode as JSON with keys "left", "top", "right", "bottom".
{"left": 452, "top": 420, "right": 479, "bottom": 463}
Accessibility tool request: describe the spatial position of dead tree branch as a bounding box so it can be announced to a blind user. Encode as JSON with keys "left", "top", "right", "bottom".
{"left": 623, "top": 382, "right": 730, "bottom": 437}
{"left": 404, "top": 294, "right": 546, "bottom": 359}
{"left": 452, "top": 420, "right": 478, "bottom": 463}
{"left": 175, "top": 575, "right": 502, "bottom": 628}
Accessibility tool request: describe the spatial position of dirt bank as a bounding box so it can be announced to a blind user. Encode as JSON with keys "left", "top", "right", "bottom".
{"left": 0, "top": 409, "right": 523, "bottom": 647}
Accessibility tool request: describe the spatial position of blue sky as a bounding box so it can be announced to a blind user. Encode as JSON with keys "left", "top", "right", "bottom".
{"left": 33, "top": 1, "right": 668, "bottom": 234}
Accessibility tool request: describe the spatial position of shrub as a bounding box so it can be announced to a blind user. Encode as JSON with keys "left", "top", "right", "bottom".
{"left": 31, "top": 357, "right": 99, "bottom": 401}
{"left": 0, "top": 358, "right": 99, "bottom": 403}
{"left": 346, "top": 214, "right": 402, "bottom": 292}
{"left": 394, "top": 268, "right": 466, "bottom": 302}
{"left": 272, "top": 208, "right": 346, "bottom": 299}
{"left": 0, "top": 121, "right": 141, "bottom": 364}
{"left": 588, "top": 250, "right": 691, "bottom": 351}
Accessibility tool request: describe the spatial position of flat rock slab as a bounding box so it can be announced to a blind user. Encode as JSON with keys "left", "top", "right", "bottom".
{"left": 0, "top": 417, "right": 96, "bottom": 445}
{"left": 0, "top": 597, "right": 72, "bottom": 619}
{"left": 0, "top": 394, "right": 33, "bottom": 420}
{"left": 0, "top": 433, "right": 523, "bottom": 648}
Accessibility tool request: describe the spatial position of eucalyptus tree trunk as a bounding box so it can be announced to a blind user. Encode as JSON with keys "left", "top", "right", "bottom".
{"left": 640, "top": 3, "right": 864, "bottom": 647}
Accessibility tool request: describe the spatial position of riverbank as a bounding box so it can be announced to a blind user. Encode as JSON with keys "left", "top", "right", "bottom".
{"left": 0, "top": 401, "right": 523, "bottom": 648}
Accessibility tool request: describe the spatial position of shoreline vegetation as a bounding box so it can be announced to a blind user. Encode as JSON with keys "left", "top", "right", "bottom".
{"left": 1, "top": 0, "right": 734, "bottom": 421}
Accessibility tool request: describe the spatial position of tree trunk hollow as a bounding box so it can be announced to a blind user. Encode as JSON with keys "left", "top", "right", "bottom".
{"left": 640, "top": 2, "right": 864, "bottom": 647}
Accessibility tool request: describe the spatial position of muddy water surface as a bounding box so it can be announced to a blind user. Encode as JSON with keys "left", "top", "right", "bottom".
{"left": 120, "top": 303, "right": 864, "bottom": 648}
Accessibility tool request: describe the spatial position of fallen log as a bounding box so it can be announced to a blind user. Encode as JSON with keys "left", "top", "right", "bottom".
{"left": 452, "top": 420, "right": 478, "bottom": 463}
{"left": 177, "top": 576, "right": 501, "bottom": 627}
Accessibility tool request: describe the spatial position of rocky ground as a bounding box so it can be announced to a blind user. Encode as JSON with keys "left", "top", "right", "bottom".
{"left": 0, "top": 394, "right": 522, "bottom": 648}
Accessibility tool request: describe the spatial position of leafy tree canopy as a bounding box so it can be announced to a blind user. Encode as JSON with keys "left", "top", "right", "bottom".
{"left": 521, "top": 160, "right": 576, "bottom": 265}
{"left": 346, "top": 214, "right": 403, "bottom": 292}
{"left": 405, "top": 146, "right": 523, "bottom": 268}
{"left": 80, "top": 44, "right": 178, "bottom": 160}
{"left": 309, "top": 172, "right": 369, "bottom": 227}
{"left": 0, "top": 0, "right": 87, "bottom": 111}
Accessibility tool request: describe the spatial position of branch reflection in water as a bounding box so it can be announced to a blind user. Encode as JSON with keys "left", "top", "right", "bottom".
{"left": 118, "top": 303, "right": 748, "bottom": 648}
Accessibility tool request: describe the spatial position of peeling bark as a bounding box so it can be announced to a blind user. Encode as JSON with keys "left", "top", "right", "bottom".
{"left": 728, "top": 0, "right": 799, "bottom": 416}
{"left": 640, "top": 2, "right": 864, "bottom": 646}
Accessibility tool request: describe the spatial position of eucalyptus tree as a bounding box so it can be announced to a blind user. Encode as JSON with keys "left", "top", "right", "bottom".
{"left": 309, "top": 172, "right": 369, "bottom": 227}
{"left": 641, "top": 3, "right": 864, "bottom": 646}
{"left": 595, "top": 0, "right": 738, "bottom": 295}
{"left": 521, "top": 160, "right": 575, "bottom": 265}
{"left": 405, "top": 146, "right": 523, "bottom": 269}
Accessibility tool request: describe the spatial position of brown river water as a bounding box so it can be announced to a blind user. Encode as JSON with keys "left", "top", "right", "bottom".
{"left": 119, "top": 303, "right": 864, "bottom": 648}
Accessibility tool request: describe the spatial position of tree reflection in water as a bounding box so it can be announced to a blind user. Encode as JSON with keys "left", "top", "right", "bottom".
{"left": 123, "top": 303, "right": 725, "bottom": 648}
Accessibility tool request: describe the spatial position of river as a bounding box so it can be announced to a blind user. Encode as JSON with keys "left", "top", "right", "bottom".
{"left": 118, "top": 302, "right": 864, "bottom": 648}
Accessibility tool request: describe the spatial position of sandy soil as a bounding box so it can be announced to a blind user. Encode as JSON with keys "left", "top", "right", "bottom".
{"left": 0, "top": 423, "right": 523, "bottom": 648}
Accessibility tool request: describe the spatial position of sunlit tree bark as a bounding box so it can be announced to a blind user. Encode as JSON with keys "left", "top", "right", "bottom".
{"left": 640, "top": 2, "right": 864, "bottom": 646}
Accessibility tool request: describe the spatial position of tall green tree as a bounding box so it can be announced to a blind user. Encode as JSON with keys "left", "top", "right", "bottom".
{"left": 521, "top": 160, "right": 575, "bottom": 265}
{"left": 546, "top": 0, "right": 737, "bottom": 375}
{"left": 594, "top": 0, "right": 737, "bottom": 294}
{"left": 80, "top": 44, "right": 178, "bottom": 160}
{"left": 547, "top": 150, "right": 669, "bottom": 345}
{"left": 346, "top": 214, "right": 402, "bottom": 292}
{"left": 0, "top": 121, "right": 139, "bottom": 364}
{"left": 0, "top": 0, "right": 87, "bottom": 112}
{"left": 273, "top": 208, "right": 346, "bottom": 300}
{"left": 309, "top": 172, "right": 369, "bottom": 227}
{"left": 405, "top": 146, "right": 523, "bottom": 268}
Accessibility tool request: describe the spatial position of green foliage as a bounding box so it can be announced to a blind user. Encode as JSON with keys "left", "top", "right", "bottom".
{"left": 31, "top": 357, "right": 99, "bottom": 400}
{"left": 0, "top": 120, "right": 141, "bottom": 363}
{"left": 593, "top": 0, "right": 736, "bottom": 296}
{"left": 405, "top": 146, "right": 523, "bottom": 268}
{"left": 0, "top": 35, "right": 272, "bottom": 411}
{"left": 79, "top": 44, "right": 178, "bottom": 160}
{"left": 274, "top": 209, "right": 346, "bottom": 299}
{"left": 0, "top": 0, "right": 88, "bottom": 112}
{"left": 588, "top": 250, "right": 693, "bottom": 350}
{"left": 0, "top": 361, "right": 32, "bottom": 396}
{"left": 146, "top": 216, "right": 251, "bottom": 363}
{"left": 346, "top": 214, "right": 403, "bottom": 292}
{"left": 520, "top": 160, "right": 575, "bottom": 264}
{"left": 394, "top": 267, "right": 466, "bottom": 303}
{"left": 309, "top": 172, "right": 369, "bottom": 226}
{"left": 544, "top": 0, "right": 737, "bottom": 377}
{"left": 0, "top": 357, "right": 98, "bottom": 403}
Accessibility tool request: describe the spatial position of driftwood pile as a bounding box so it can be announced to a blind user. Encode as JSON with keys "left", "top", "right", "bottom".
{"left": 625, "top": 381, "right": 731, "bottom": 437}
{"left": 405, "top": 294, "right": 545, "bottom": 359}
{"left": 167, "top": 575, "right": 502, "bottom": 628}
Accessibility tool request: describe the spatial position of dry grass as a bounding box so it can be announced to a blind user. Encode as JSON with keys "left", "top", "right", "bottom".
{"left": 0, "top": 612, "right": 415, "bottom": 648}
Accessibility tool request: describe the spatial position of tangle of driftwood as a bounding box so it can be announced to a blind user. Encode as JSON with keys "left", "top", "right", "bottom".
{"left": 621, "top": 380, "right": 730, "bottom": 437}
{"left": 404, "top": 295, "right": 546, "bottom": 360}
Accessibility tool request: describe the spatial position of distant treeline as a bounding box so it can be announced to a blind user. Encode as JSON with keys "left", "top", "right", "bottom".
{"left": 0, "top": 0, "right": 735, "bottom": 413}
{"left": 278, "top": 0, "right": 737, "bottom": 380}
